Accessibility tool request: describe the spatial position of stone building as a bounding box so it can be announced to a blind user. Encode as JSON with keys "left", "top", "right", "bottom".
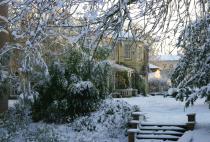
{"left": 150, "top": 55, "right": 180, "bottom": 81}
{"left": 109, "top": 33, "right": 151, "bottom": 96}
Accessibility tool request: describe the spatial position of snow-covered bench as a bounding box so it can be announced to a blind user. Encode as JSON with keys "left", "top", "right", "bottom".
{"left": 127, "top": 111, "right": 142, "bottom": 142}
{"left": 127, "top": 112, "right": 195, "bottom": 142}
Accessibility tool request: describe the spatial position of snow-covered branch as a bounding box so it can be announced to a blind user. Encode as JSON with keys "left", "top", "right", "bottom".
{"left": 0, "top": 0, "right": 209, "bottom": 98}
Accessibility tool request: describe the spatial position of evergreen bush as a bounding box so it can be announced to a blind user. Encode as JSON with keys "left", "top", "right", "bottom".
{"left": 0, "top": 72, "right": 10, "bottom": 98}
{"left": 115, "top": 71, "right": 129, "bottom": 89}
{"left": 171, "top": 18, "right": 210, "bottom": 106}
{"left": 91, "top": 61, "right": 111, "bottom": 98}
{"left": 132, "top": 73, "right": 147, "bottom": 95}
{"left": 0, "top": 101, "right": 58, "bottom": 142}
{"left": 32, "top": 63, "right": 100, "bottom": 123}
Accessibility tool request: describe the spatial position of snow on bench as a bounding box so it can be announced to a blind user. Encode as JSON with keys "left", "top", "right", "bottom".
{"left": 140, "top": 126, "right": 186, "bottom": 131}
{"left": 129, "top": 120, "right": 140, "bottom": 124}
{"left": 141, "top": 122, "right": 186, "bottom": 127}
{"left": 128, "top": 129, "right": 140, "bottom": 133}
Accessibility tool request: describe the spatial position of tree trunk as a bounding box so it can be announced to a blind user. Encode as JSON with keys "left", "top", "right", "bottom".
{"left": 0, "top": 1, "right": 9, "bottom": 113}
{"left": 208, "top": 0, "right": 210, "bottom": 33}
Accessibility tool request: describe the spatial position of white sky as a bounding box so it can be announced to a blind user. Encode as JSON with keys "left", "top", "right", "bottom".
{"left": 127, "top": 0, "right": 204, "bottom": 55}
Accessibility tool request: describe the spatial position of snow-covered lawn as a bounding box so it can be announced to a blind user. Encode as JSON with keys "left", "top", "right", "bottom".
{"left": 119, "top": 95, "right": 210, "bottom": 142}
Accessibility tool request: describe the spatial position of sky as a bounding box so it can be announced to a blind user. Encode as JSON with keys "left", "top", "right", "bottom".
{"left": 127, "top": 0, "right": 205, "bottom": 55}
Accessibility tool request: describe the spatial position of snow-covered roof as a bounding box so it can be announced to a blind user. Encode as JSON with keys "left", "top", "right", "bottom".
{"left": 118, "top": 31, "right": 133, "bottom": 39}
{"left": 109, "top": 60, "right": 134, "bottom": 72}
{"left": 150, "top": 55, "right": 181, "bottom": 61}
{"left": 149, "top": 63, "right": 161, "bottom": 70}
{"left": 118, "top": 31, "right": 148, "bottom": 42}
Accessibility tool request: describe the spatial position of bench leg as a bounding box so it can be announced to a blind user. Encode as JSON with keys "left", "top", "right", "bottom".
{"left": 128, "top": 132, "right": 135, "bottom": 142}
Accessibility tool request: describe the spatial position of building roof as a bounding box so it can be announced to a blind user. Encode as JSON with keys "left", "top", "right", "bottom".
{"left": 117, "top": 31, "right": 153, "bottom": 46}
{"left": 150, "top": 55, "right": 181, "bottom": 61}
{"left": 109, "top": 60, "right": 134, "bottom": 72}
{"left": 149, "top": 63, "right": 161, "bottom": 70}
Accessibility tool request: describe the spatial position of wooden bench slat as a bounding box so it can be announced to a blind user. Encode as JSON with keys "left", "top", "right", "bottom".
{"left": 137, "top": 134, "right": 179, "bottom": 141}
{"left": 138, "top": 130, "right": 184, "bottom": 136}
{"left": 141, "top": 122, "right": 186, "bottom": 127}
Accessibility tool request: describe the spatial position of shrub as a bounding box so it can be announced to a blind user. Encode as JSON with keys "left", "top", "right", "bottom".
{"left": 91, "top": 60, "right": 111, "bottom": 98}
{"left": 115, "top": 71, "right": 129, "bottom": 89}
{"left": 71, "top": 99, "right": 140, "bottom": 132}
{"left": 32, "top": 63, "right": 68, "bottom": 123}
{"left": 32, "top": 63, "right": 101, "bottom": 123}
{"left": 0, "top": 71, "right": 10, "bottom": 98}
{"left": 0, "top": 100, "right": 58, "bottom": 142}
{"left": 65, "top": 48, "right": 83, "bottom": 76}
{"left": 149, "top": 78, "right": 170, "bottom": 92}
{"left": 68, "top": 81, "right": 100, "bottom": 119}
{"left": 131, "top": 73, "right": 147, "bottom": 95}
{"left": 65, "top": 48, "right": 111, "bottom": 97}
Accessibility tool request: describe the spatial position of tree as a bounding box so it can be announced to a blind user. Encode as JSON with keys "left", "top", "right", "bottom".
{"left": 0, "top": 0, "right": 9, "bottom": 112}
{"left": 171, "top": 2, "right": 210, "bottom": 106}
{"left": 0, "top": 0, "right": 209, "bottom": 105}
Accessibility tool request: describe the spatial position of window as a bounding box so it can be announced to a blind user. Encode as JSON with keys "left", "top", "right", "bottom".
{"left": 138, "top": 47, "right": 144, "bottom": 61}
{"left": 163, "top": 64, "right": 167, "bottom": 69}
{"left": 169, "top": 64, "right": 174, "bottom": 68}
{"left": 124, "top": 43, "right": 131, "bottom": 59}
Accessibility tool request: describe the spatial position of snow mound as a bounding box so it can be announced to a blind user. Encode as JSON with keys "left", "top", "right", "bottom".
{"left": 168, "top": 88, "right": 178, "bottom": 96}
{"left": 71, "top": 99, "right": 139, "bottom": 132}
{"left": 61, "top": 99, "right": 140, "bottom": 142}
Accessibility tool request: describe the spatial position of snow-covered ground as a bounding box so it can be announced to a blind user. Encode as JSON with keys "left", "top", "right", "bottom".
{"left": 9, "top": 100, "right": 18, "bottom": 107}
{"left": 7, "top": 99, "right": 133, "bottom": 142}
{"left": 8, "top": 96, "right": 210, "bottom": 142}
{"left": 119, "top": 96, "right": 210, "bottom": 142}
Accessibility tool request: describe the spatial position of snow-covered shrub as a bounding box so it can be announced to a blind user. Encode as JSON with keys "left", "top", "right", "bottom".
{"left": 0, "top": 101, "right": 58, "bottom": 142}
{"left": 149, "top": 78, "right": 170, "bottom": 92}
{"left": 71, "top": 99, "right": 140, "bottom": 138}
{"left": 64, "top": 48, "right": 112, "bottom": 97}
{"left": 168, "top": 88, "right": 178, "bottom": 97}
{"left": 32, "top": 63, "right": 68, "bottom": 123}
{"left": 91, "top": 60, "right": 111, "bottom": 97}
{"left": 0, "top": 71, "right": 10, "bottom": 98}
{"left": 32, "top": 62, "right": 101, "bottom": 123}
{"left": 68, "top": 81, "right": 100, "bottom": 119}
{"left": 0, "top": 52, "right": 10, "bottom": 98}
{"left": 0, "top": 101, "right": 31, "bottom": 138}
